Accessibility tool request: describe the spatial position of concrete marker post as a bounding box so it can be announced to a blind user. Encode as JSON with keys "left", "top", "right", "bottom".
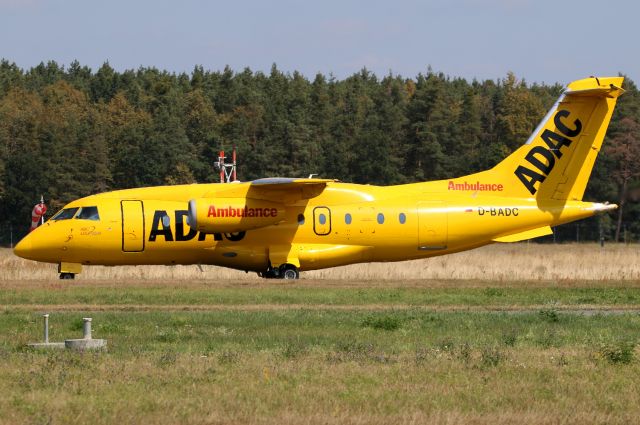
{"left": 27, "top": 313, "right": 64, "bottom": 349}
{"left": 43, "top": 314, "right": 49, "bottom": 344}
{"left": 65, "top": 317, "right": 107, "bottom": 351}
{"left": 83, "top": 318, "right": 92, "bottom": 339}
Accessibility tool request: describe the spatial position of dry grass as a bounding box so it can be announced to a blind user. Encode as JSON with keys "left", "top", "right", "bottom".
{"left": 2, "top": 348, "right": 640, "bottom": 425}
{"left": 2, "top": 243, "right": 639, "bottom": 282}
{"left": 2, "top": 241, "right": 640, "bottom": 425}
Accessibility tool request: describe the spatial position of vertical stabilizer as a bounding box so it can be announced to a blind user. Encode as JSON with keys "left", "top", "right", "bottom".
{"left": 467, "top": 76, "right": 624, "bottom": 200}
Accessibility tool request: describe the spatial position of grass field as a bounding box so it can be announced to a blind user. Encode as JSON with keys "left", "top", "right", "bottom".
{"left": 3, "top": 242, "right": 640, "bottom": 281}
{"left": 1, "top": 243, "right": 640, "bottom": 424}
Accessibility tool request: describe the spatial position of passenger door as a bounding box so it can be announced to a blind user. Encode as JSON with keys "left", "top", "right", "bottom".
{"left": 313, "top": 206, "right": 331, "bottom": 236}
{"left": 121, "top": 200, "right": 145, "bottom": 252}
{"left": 418, "top": 201, "right": 448, "bottom": 250}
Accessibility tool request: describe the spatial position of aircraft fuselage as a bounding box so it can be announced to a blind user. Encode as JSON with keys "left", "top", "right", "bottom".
{"left": 15, "top": 180, "right": 608, "bottom": 274}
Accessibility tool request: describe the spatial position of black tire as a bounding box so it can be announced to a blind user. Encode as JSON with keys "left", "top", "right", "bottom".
{"left": 59, "top": 273, "right": 75, "bottom": 280}
{"left": 280, "top": 265, "right": 299, "bottom": 280}
{"left": 259, "top": 268, "right": 279, "bottom": 279}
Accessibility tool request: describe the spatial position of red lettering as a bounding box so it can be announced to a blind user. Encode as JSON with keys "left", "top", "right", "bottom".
{"left": 448, "top": 181, "right": 505, "bottom": 192}
{"left": 207, "top": 206, "right": 280, "bottom": 219}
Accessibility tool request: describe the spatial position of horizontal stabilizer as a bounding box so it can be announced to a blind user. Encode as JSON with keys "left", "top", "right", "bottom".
{"left": 493, "top": 226, "right": 553, "bottom": 243}
{"left": 564, "top": 84, "right": 624, "bottom": 98}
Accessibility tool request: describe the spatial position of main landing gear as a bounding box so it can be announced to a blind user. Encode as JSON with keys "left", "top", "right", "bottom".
{"left": 259, "top": 263, "right": 300, "bottom": 280}
{"left": 59, "top": 273, "right": 75, "bottom": 280}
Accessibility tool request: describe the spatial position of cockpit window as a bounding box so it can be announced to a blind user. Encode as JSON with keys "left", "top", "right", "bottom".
{"left": 51, "top": 207, "right": 79, "bottom": 221}
{"left": 76, "top": 206, "right": 100, "bottom": 221}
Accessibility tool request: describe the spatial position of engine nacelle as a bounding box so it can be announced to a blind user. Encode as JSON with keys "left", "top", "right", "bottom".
{"left": 188, "top": 198, "right": 285, "bottom": 233}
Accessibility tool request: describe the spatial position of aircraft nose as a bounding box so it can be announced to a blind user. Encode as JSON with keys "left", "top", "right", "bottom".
{"left": 13, "top": 233, "right": 33, "bottom": 260}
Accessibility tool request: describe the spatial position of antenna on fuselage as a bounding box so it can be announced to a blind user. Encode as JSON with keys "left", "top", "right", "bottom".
{"left": 214, "top": 146, "right": 238, "bottom": 183}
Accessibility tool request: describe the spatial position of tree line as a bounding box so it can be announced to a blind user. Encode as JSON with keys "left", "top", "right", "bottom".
{"left": 0, "top": 60, "right": 638, "bottom": 244}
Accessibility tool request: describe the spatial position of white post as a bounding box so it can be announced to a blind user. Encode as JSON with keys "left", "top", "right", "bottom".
{"left": 43, "top": 314, "right": 49, "bottom": 343}
{"left": 82, "top": 318, "right": 92, "bottom": 339}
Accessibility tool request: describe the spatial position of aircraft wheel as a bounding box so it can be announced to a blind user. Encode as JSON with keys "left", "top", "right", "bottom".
{"left": 59, "top": 273, "right": 75, "bottom": 280}
{"left": 280, "top": 264, "right": 299, "bottom": 280}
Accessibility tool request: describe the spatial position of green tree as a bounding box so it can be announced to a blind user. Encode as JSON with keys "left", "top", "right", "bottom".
{"left": 0, "top": 87, "right": 45, "bottom": 231}
{"left": 39, "top": 81, "right": 111, "bottom": 205}
{"left": 494, "top": 72, "right": 545, "bottom": 152}
{"left": 90, "top": 62, "right": 118, "bottom": 102}
{"left": 25, "top": 61, "right": 64, "bottom": 92}
{"left": 103, "top": 92, "right": 153, "bottom": 188}
{"left": 605, "top": 117, "right": 640, "bottom": 241}
{"left": 405, "top": 72, "right": 450, "bottom": 181}
{"left": 0, "top": 59, "right": 23, "bottom": 98}
{"left": 309, "top": 73, "right": 333, "bottom": 178}
{"left": 182, "top": 89, "right": 219, "bottom": 181}
{"left": 353, "top": 74, "right": 408, "bottom": 184}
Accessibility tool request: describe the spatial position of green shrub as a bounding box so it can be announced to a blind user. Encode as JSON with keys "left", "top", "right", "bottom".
{"left": 538, "top": 309, "right": 559, "bottom": 323}
{"left": 361, "top": 314, "right": 402, "bottom": 331}
{"left": 502, "top": 330, "right": 518, "bottom": 347}
{"left": 436, "top": 339, "right": 455, "bottom": 352}
{"left": 69, "top": 317, "right": 85, "bottom": 332}
{"left": 280, "top": 341, "right": 307, "bottom": 359}
{"left": 480, "top": 346, "right": 503, "bottom": 368}
{"left": 457, "top": 342, "right": 472, "bottom": 364}
{"left": 599, "top": 342, "right": 635, "bottom": 365}
{"left": 483, "top": 288, "right": 504, "bottom": 297}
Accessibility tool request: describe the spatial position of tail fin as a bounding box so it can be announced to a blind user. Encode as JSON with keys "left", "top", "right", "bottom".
{"left": 472, "top": 76, "right": 624, "bottom": 200}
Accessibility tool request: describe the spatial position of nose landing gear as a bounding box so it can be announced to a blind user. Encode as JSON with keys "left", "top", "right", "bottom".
{"left": 58, "top": 262, "right": 81, "bottom": 280}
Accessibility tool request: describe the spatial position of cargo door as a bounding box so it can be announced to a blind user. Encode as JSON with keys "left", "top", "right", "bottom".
{"left": 418, "top": 201, "right": 448, "bottom": 250}
{"left": 313, "top": 206, "right": 331, "bottom": 236}
{"left": 121, "top": 200, "right": 145, "bottom": 252}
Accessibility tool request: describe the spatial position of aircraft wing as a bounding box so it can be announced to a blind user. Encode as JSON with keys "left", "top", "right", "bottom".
{"left": 210, "top": 178, "right": 337, "bottom": 204}
{"left": 250, "top": 177, "right": 336, "bottom": 187}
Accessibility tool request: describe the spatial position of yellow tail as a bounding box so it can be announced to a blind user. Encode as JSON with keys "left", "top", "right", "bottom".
{"left": 469, "top": 76, "right": 624, "bottom": 200}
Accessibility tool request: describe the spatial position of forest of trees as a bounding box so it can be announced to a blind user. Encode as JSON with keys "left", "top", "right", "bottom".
{"left": 0, "top": 60, "right": 638, "bottom": 245}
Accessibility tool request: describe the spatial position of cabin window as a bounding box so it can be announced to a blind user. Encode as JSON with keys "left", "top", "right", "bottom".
{"left": 399, "top": 213, "right": 406, "bottom": 224}
{"left": 51, "top": 207, "right": 79, "bottom": 221}
{"left": 345, "top": 213, "right": 352, "bottom": 225}
{"left": 297, "top": 214, "right": 305, "bottom": 225}
{"left": 319, "top": 213, "right": 327, "bottom": 225}
{"left": 377, "top": 213, "right": 385, "bottom": 224}
{"left": 77, "top": 206, "right": 100, "bottom": 221}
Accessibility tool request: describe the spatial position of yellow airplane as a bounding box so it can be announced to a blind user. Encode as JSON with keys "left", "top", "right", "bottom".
{"left": 14, "top": 76, "right": 624, "bottom": 280}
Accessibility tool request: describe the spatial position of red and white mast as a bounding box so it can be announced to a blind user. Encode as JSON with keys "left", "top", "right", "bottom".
{"left": 30, "top": 196, "right": 47, "bottom": 232}
{"left": 215, "top": 146, "right": 238, "bottom": 183}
